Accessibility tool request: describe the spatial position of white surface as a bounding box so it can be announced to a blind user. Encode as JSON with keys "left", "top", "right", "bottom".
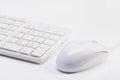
{"left": 0, "top": 0, "right": 120, "bottom": 80}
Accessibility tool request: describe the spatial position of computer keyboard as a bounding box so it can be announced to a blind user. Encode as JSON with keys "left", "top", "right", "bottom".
{"left": 0, "top": 15, "right": 67, "bottom": 63}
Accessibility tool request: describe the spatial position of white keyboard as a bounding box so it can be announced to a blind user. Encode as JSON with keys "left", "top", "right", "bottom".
{"left": 0, "top": 15, "right": 67, "bottom": 63}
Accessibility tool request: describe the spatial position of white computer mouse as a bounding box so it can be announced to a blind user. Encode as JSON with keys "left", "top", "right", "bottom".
{"left": 56, "top": 41, "right": 109, "bottom": 73}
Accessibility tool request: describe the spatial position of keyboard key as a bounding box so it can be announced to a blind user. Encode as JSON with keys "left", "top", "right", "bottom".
{"left": 0, "top": 34, "right": 6, "bottom": 41}
{"left": 19, "top": 28, "right": 30, "bottom": 33}
{"left": 39, "top": 44, "right": 50, "bottom": 50}
{"left": 0, "top": 23, "right": 7, "bottom": 29}
{"left": 23, "top": 34, "right": 34, "bottom": 40}
{"left": 29, "top": 30, "right": 40, "bottom": 36}
{"left": 13, "top": 20, "right": 25, "bottom": 27}
{"left": 27, "top": 42, "right": 39, "bottom": 48}
{"left": 38, "top": 32, "right": 44, "bottom": 37}
{"left": 44, "top": 39, "right": 55, "bottom": 45}
{"left": 7, "top": 25, "right": 19, "bottom": 31}
{"left": 3, "top": 42, "right": 23, "bottom": 52}
{"left": 20, "top": 47, "right": 33, "bottom": 55}
{"left": 33, "top": 37, "right": 45, "bottom": 43}
{"left": 0, "top": 28, "right": 2, "bottom": 31}
{"left": 0, "top": 29, "right": 12, "bottom": 36}
{"left": 0, "top": 41, "right": 4, "bottom": 47}
{"left": 43, "top": 33, "right": 50, "bottom": 38}
{"left": 17, "top": 39, "right": 29, "bottom": 46}
{"left": 14, "top": 32, "right": 24, "bottom": 38}
{"left": 31, "top": 47, "right": 47, "bottom": 57}
{"left": 7, "top": 37, "right": 19, "bottom": 43}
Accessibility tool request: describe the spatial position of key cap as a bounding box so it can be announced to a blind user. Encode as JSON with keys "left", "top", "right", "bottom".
{"left": 11, "top": 18, "right": 24, "bottom": 23}
{"left": 3, "top": 42, "right": 23, "bottom": 52}
{"left": 0, "top": 41, "right": 4, "bottom": 47}
{"left": 20, "top": 47, "right": 33, "bottom": 55}
{"left": 17, "top": 39, "right": 29, "bottom": 46}
{"left": 44, "top": 39, "right": 55, "bottom": 45}
{"left": 7, "top": 25, "right": 19, "bottom": 31}
{"left": 0, "top": 34, "right": 6, "bottom": 41}
{"left": 33, "top": 37, "right": 45, "bottom": 43}
{"left": 43, "top": 33, "right": 50, "bottom": 38}
{"left": 23, "top": 34, "right": 34, "bottom": 40}
{"left": 14, "top": 32, "right": 24, "bottom": 38}
{"left": 13, "top": 20, "right": 25, "bottom": 27}
{"left": 31, "top": 47, "right": 47, "bottom": 57}
{"left": 0, "top": 29, "right": 12, "bottom": 36}
{"left": 5, "top": 30, "right": 12, "bottom": 36}
{"left": 38, "top": 32, "right": 44, "bottom": 37}
{"left": 29, "top": 30, "right": 40, "bottom": 36}
{"left": 0, "top": 28, "right": 2, "bottom": 31}
{"left": 27, "top": 42, "right": 39, "bottom": 48}
{"left": 39, "top": 44, "right": 50, "bottom": 50}
{"left": 19, "top": 28, "right": 30, "bottom": 33}
{"left": 0, "top": 23, "right": 7, "bottom": 29}
{"left": 7, "top": 37, "right": 19, "bottom": 43}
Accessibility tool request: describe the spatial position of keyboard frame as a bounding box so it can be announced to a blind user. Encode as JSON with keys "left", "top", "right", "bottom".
{"left": 0, "top": 15, "right": 68, "bottom": 64}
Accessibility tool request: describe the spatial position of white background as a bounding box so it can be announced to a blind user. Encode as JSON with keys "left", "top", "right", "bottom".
{"left": 0, "top": 0, "right": 120, "bottom": 80}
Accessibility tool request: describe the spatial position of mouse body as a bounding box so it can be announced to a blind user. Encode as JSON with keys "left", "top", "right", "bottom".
{"left": 56, "top": 41, "right": 109, "bottom": 73}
